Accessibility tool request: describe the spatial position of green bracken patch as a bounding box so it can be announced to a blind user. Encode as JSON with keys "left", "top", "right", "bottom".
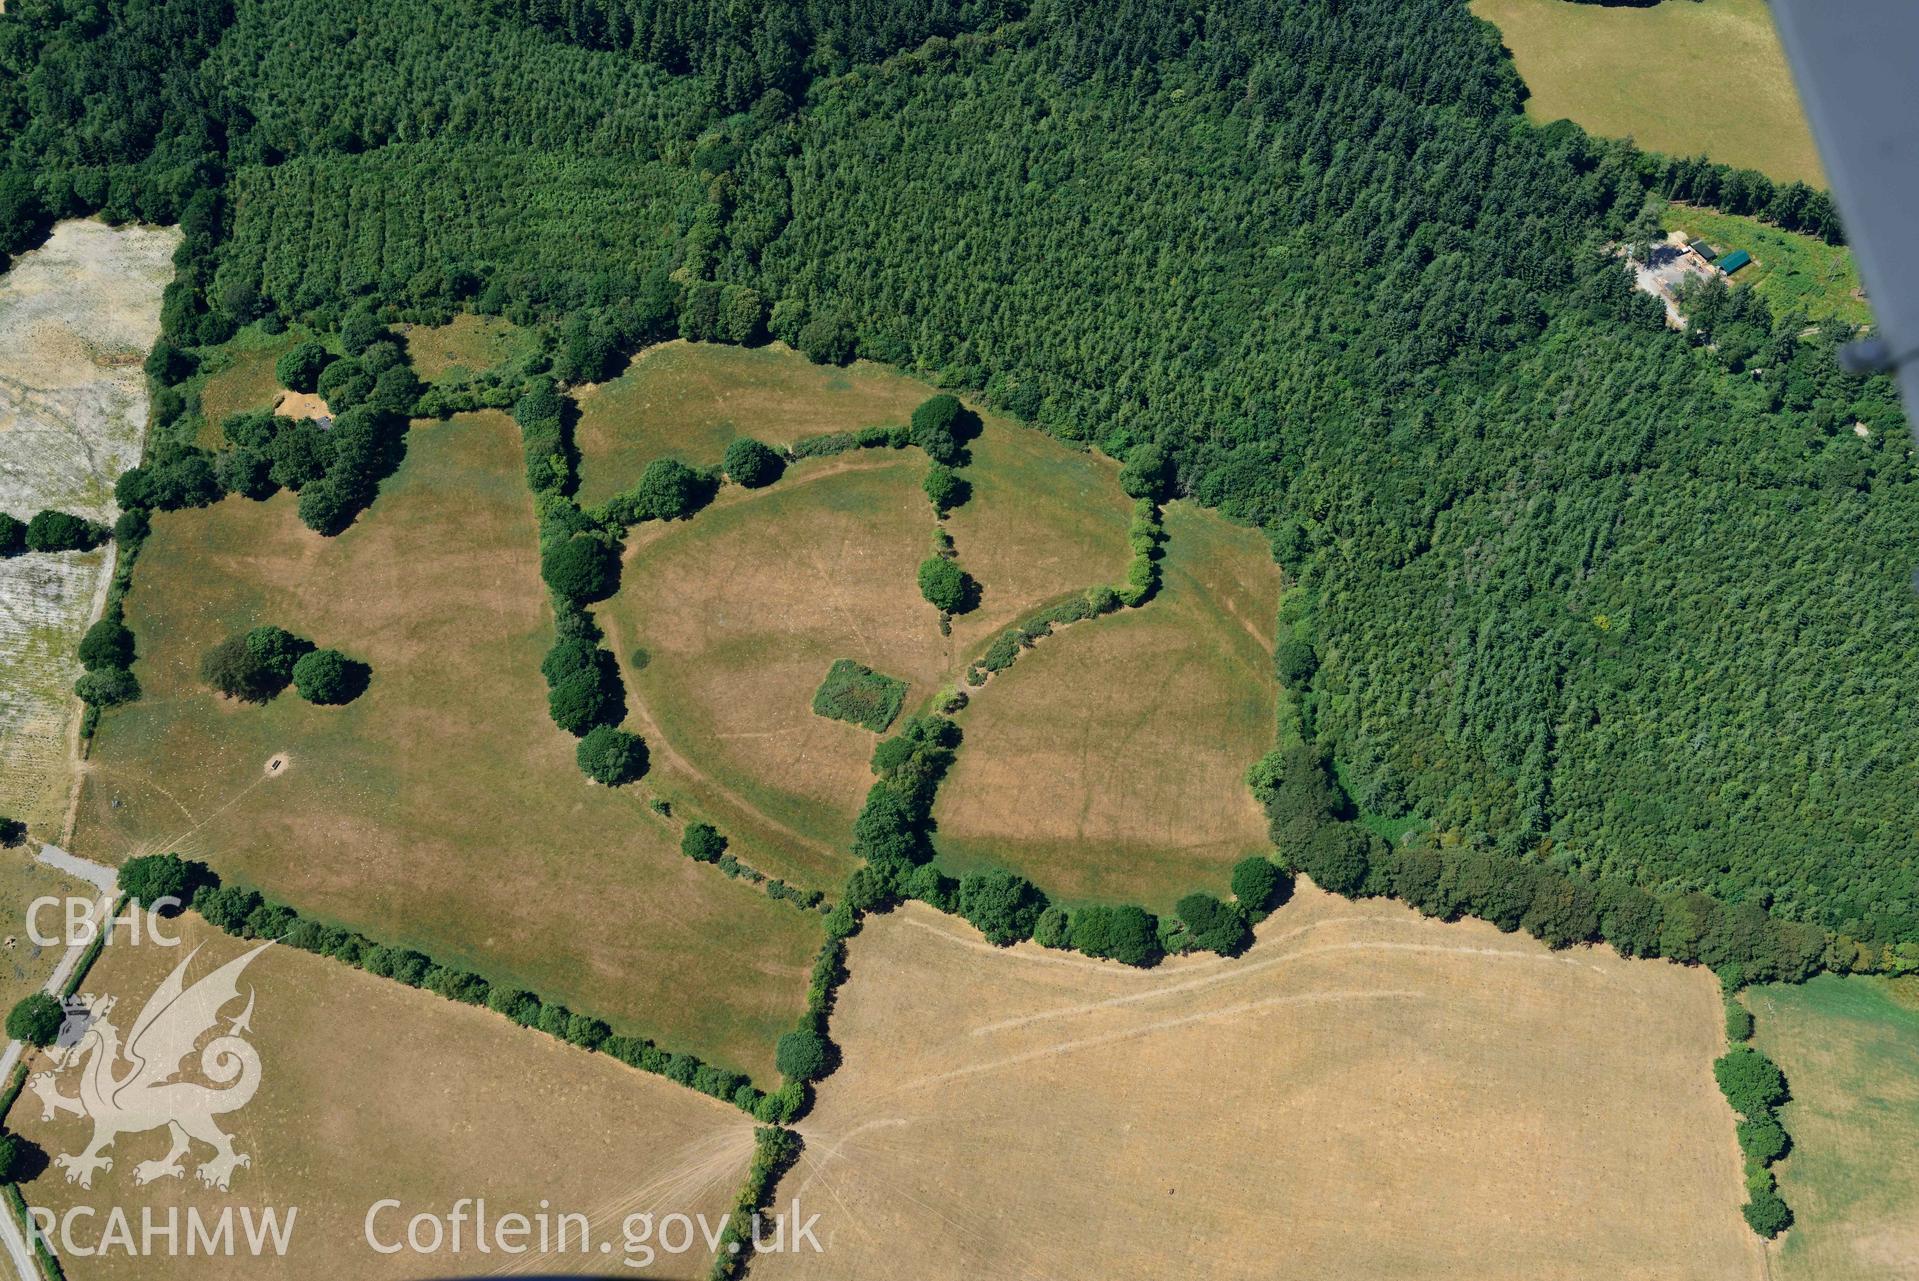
{"left": 811, "top": 659, "right": 907, "bottom": 733}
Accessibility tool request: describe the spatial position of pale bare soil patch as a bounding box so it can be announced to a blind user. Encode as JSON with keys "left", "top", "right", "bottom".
{"left": 762, "top": 889, "right": 1763, "bottom": 1281}
{"left": 271, "top": 390, "right": 330, "bottom": 423}
{"left": 933, "top": 501, "right": 1278, "bottom": 908}
{"left": 15, "top": 915, "right": 755, "bottom": 1279}
{"left": 0, "top": 220, "right": 176, "bottom": 834}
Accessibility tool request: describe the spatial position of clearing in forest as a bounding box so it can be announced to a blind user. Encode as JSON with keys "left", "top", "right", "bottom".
{"left": 573, "top": 341, "right": 930, "bottom": 507}
{"left": 194, "top": 327, "right": 306, "bottom": 444}
{"left": 1471, "top": 0, "right": 1824, "bottom": 187}
{"left": 0, "top": 219, "right": 177, "bottom": 835}
{"left": 597, "top": 346, "right": 1131, "bottom": 890}
{"left": 15, "top": 916, "right": 758, "bottom": 1279}
{"left": 932, "top": 501, "right": 1278, "bottom": 909}
{"left": 1663, "top": 204, "right": 1869, "bottom": 328}
{"left": 1748, "top": 975, "right": 1919, "bottom": 1281}
{"left": 759, "top": 890, "right": 1764, "bottom": 1281}
{"left": 399, "top": 312, "right": 529, "bottom": 384}
{"left": 70, "top": 411, "right": 819, "bottom": 1078}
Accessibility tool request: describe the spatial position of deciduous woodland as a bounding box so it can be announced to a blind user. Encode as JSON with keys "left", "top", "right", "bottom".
{"left": 1, "top": 0, "right": 1912, "bottom": 957}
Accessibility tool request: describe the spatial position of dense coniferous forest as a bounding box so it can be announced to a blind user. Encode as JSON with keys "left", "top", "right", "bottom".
{"left": 1, "top": 0, "right": 1912, "bottom": 956}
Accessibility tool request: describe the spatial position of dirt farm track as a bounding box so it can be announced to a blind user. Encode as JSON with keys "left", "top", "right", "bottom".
{"left": 760, "top": 887, "right": 1765, "bottom": 1281}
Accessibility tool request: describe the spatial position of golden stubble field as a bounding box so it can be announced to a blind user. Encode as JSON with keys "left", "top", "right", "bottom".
{"left": 759, "top": 888, "right": 1765, "bottom": 1281}
{"left": 14, "top": 916, "right": 755, "bottom": 1280}
{"left": 71, "top": 411, "right": 820, "bottom": 1079}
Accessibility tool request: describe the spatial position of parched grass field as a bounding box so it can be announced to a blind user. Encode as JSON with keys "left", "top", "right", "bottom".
{"left": 1470, "top": 0, "right": 1824, "bottom": 187}
{"left": 398, "top": 313, "right": 528, "bottom": 384}
{"left": 0, "top": 849, "right": 90, "bottom": 1008}
{"left": 931, "top": 501, "right": 1278, "bottom": 909}
{"left": 598, "top": 351, "right": 1132, "bottom": 890}
{"left": 573, "top": 341, "right": 930, "bottom": 507}
{"left": 15, "top": 915, "right": 758, "bottom": 1279}
{"left": 1748, "top": 975, "right": 1919, "bottom": 1281}
{"left": 761, "top": 890, "right": 1764, "bottom": 1281}
{"left": 1664, "top": 203, "right": 1870, "bottom": 328}
{"left": 71, "top": 412, "right": 819, "bottom": 1078}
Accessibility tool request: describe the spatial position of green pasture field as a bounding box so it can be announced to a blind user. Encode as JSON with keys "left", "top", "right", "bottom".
{"left": 1749, "top": 975, "right": 1919, "bottom": 1281}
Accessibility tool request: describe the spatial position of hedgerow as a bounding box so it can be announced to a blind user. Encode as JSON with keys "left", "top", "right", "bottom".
{"left": 708, "top": 1127, "right": 804, "bottom": 1281}
{"left": 121, "top": 854, "right": 784, "bottom": 1118}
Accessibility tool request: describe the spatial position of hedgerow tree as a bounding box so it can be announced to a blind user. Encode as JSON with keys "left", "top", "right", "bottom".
{"left": 291, "top": 648, "right": 366, "bottom": 704}
{"left": 118, "top": 852, "right": 193, "bottom": 907}
{"left": 720, "top": 284, "right": 765, "bottom": 344}
{"left": 1230, "top": 856, "right": 1288, "bottom": 913}
{"left": 0, "top": 1132, "right": 42, "bottom": 1183}
{"left": 1714, "top": 1046, "right": 1790, "bottom": 1118}
{"left": 923, "top": 464, "right": 967, "bottom": 514}
{"left": 215, "top": 446, "right": 277, "bottom": 500}
{"left": 957, "top": 871, "right": 1048, "bottom": 945}
{"left": 1068, "top": 904, "right": 1160, "bottom": 966}
{"left": 795, "top": 314, "right": 854, "bottom": 365}
{"left": 1247, "top": 744, "right": 1345, "bottom": 847}
{"left": 1033, "top": 904, "right": 1070, "bottom": 949}
{"left": 682, "top": 822, "right": 727, "bottom": 863}
{"left": 340, "top": 304, "right": 385, "bottom": 356}
{"left": 6, "top": 993, "right": 62, "bottom": 1048}
{"left": 1118, "top": 442, "right": 1174, "bottom": 502}
{"left": 115, "top": 446, "right": 225, "bottom": 511}
{"left": 633, "top": 457, "right": 709, "bottom": 520}
{"left": 576, "top": 725, "right": 647, "bottom": 784}
{"left": 917, "top": 556, "right": 968, "bottom": 612}
{"left": 541, "top": 534, "right": 619, "bottom": 603}
{"left": 775, "top": 1025, "right": 830, "bottom": 1081}
{"left": 1736, "top": 1115, "right": 1790, "bottom": 1166}
{"left": 1742, "top": 1180, "right": 1793, "bottom": 1238}
{"left": 75, "top": 666, "right": 139, "bottom": 708}
{"left": 1175, "top": 892, "right": 1250, "bottom": 954}
{"left": 77, "top": 616, "right": 135, "bottom": 671}
{"left": 909, "top": 394, "right": 967, "bottom": 465}
{"left": 274, "top": 341, "right": 332, "bottom": 393}
{"left": 723, "top": 437, "right": 783, "bottom": 488}
{"left": 24, "top": 510, "right": 105, "bottom": 553}
{"left": 1297, "top": 823, "right": 1374, "bottom": 897}
{"left": 1276, "top": 639, "right": 1318, "bottom": 687}
{"left": 850, "top": 783, "right": 920, "bottom": 871}
{"left": 0, "top": 514, "right": 23, "bottom": 556}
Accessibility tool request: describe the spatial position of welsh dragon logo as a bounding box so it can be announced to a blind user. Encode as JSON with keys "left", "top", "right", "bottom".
{"left": 27, "top": 943, "right": 270, "bottom": 1191}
